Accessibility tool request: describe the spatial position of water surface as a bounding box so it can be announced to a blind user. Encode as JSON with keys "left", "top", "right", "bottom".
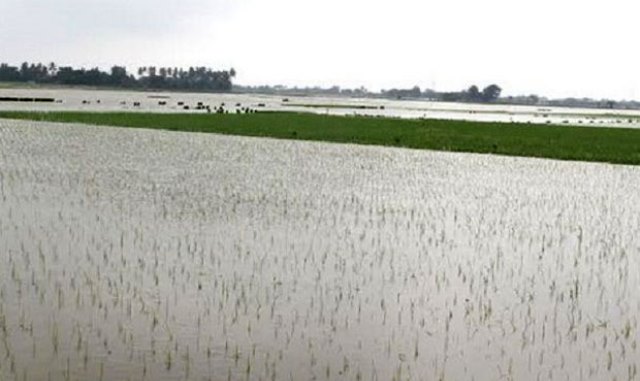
{"left": 0, "top": 119, "right": 639, "bottom": 380}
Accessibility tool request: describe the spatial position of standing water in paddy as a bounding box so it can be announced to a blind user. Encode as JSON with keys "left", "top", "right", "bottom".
{"left": 2, "top": 87, "right": 640, "bottom": 129}
{"left": 1, "top": 119, "right": 639, "bottom": 380}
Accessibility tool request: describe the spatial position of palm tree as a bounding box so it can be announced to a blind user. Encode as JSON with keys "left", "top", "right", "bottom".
{"left": 48, "top": 62, "right": 57, "bottom": 76}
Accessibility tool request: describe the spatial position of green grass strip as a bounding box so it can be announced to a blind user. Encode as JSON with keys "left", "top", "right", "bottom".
{"left": 1, "top": 110, "right": 640, "bottom": 165}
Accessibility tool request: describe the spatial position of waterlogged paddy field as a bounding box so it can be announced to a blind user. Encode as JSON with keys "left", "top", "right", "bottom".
{"left": 2, "top": 87, "right": 640, "bottom": 128}
{"left": 1, "top": 120, "right": 640, "bottom": 381}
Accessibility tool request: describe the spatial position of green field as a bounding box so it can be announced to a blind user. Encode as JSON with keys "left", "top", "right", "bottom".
{"left": 1, "top": 110, "right": 640, "bottom": 165}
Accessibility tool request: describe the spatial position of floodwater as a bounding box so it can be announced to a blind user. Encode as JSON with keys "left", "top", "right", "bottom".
{"left": 1, "top": 119, "right": 639, "bottom": 380}
{"left": 1, "top": 87, "right": 640, "bottom": 128}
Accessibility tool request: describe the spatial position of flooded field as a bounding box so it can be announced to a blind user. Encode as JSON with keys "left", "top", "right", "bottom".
{"left": 1, "top": 119, "right": 640, "bottom": 380}
{"left": 2, "top": 87, "right": 640, "bottom": 128}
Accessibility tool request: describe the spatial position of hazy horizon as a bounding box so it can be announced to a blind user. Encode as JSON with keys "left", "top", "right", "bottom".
{"left": 2, "top": 0, "right": 640, "bottom": 100}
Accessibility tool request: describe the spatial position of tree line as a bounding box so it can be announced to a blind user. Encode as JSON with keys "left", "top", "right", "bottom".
{"left": 237, "top": 84, "right": 503, "bottom": 103}
{"left": 1, "top": 62, "right": 504, "bottom": 102}
{"left": 0, "top": 62, "right": 236, "bottom": 92}
{"left": 382, "top": 84, "right": 502, "bottom": 102}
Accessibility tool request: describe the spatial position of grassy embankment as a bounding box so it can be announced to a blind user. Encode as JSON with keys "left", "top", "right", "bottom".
{"left": 1, "top": 111, "right": 640, "bottom": 165}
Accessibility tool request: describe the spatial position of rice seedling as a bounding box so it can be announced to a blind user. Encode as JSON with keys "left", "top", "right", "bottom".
{"left": 0, "top": 117, "right": 639, "bottom": 380}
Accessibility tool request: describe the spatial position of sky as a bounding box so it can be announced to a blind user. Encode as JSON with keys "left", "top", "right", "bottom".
{"left": 1, "top": 0, "right": 639, "bottom": 99}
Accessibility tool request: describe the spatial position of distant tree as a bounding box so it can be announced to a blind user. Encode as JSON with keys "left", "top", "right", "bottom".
{"left": 410, "top": 86, "right": 421, "bottom": 98}
{"left": 0, "top": 63, "right": 21, "bottom": 81}
{"left": 422, "top": 88, "right": 437, "bottom": 99}
{"left": 467, "top": 85, "right": 481, "bottom": 101}
{"left": 441, "top": 92, "right": 463, "bottom": 102}
{"left": 482, "top": 84, "right": 502, "bottom": 102}
{"left": 109, "top": 66, "right": 133, "bottom": 87}
{"left": 382, "top": 86, "right": 421, "bottom": 99}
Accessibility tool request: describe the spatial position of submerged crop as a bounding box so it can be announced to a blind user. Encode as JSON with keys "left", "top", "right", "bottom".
{"left": 0, "top": 119, "right": 639, "bottom": 380}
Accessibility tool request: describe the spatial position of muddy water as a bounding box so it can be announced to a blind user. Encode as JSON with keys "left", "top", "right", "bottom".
{"left": 1, "top": 119, "right": 639, "bottom": 380}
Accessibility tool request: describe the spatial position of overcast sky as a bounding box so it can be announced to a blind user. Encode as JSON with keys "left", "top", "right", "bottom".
{"left": 1, "top": 0, "right": 639, "bottom": 99}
